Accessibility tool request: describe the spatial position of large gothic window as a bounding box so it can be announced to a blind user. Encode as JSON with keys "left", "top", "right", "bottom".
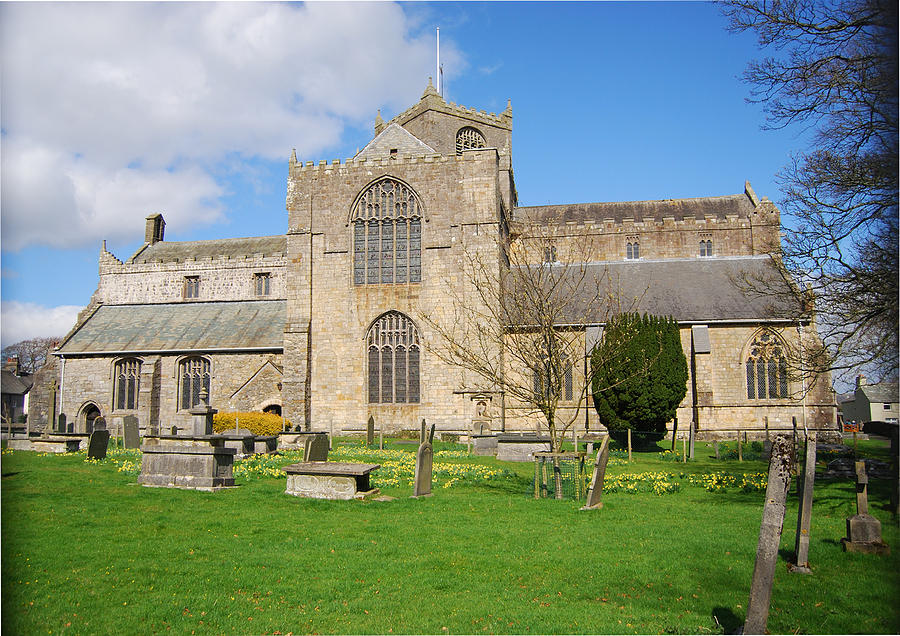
{"left": 456, "top": 126, "right": 486, "bottom": 154}
{"left": 367, "top": 312, "right": 420, "bottom": 404}
{"left": 113, "top": 358, "right": 141, "bottom": 410}
{"left": 745, "top": 332, "right": 788, "bottom": 399}
{"left": 532, "top": 356, "right": 574, "bottom": 403}
{"left": 351, "top": 178, "right": 422, "bottom": 285}
{"left": 178, "top": 356, "right": 211, "bottom": 410}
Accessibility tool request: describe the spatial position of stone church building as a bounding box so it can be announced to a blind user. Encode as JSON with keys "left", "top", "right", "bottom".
{"left": 45, "top": 82, "right": 835, "bottom": 438}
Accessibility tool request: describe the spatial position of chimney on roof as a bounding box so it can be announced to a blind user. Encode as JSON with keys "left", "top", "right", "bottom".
{"left": 856, "top": 374, "right": 867, "bottom": 389}
{"left": 145, "top": 214, "right": 165, "bottom": 245}
{"left": 3, "top": 356, "right": 20, "bottom": 375}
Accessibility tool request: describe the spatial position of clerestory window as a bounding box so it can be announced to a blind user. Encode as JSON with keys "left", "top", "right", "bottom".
{"left": 113, "top": 358, "right": 141, "bottom": 411}
{"left": 456, "top": 127, "right": 486, "bottom": 154}
{"left": 351, "top": 178, "right": 422, "bottom": 285}
{"left": 626, "top": 242, "right": 640, "bottom": 260}
{"left": 184, "top": 276, "right": 200, "bottom": 299}
{"left": 367, "top": 312, "right": 420, "bottom": 404}
{"left": 745, "top": 332, "right": 788, "bottom": 399}
{"left": 700, "top": 239, "right": 713, "bottom": 257}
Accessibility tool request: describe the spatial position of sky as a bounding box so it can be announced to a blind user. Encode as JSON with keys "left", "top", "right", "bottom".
{"left": 0, "top": 1, "right": 812, "bottom": 349}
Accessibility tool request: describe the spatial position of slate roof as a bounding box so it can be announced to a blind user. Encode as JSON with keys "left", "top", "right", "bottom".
{"left": 1, "top": 370, "right": 33, "bottom": 396}
{"left": 861, "top": 382, "right": 899, "bottom": 404}
{"left": 505, "top": 256, "right": 801, "bottom": 325}
{"left": 56, "top": 301, "right": 285, "bottom": 354}
{"left": 130, "top": 236, "right": 285, "bottom": 264}
{"left": 513, "top": 193, "right": 756, "bottom": 225}
{"left": 353, "top": 123, "right": 436, "bottom": 160}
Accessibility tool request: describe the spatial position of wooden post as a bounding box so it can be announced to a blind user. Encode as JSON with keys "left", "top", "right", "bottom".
{"left": 791, "top": 431, "right": 816, "bottom": 574}
{"left": 681, "top": 435, "right": 686, "bottom": 462}
{"left": 853, "top": 431, "right": 858, "bottom": 457}
{"left": 379, "top": 425, "right": 384, "bottom": 450}
{"left": 738, "top": 434, "right": 743, "bottom": 462}
{"left": 671, "top": 417, "right": 678, "bottom": 452}
{"left": 689, "top": 420, "right": 695, "bottom": 460}
{"left": 744, "top": 435, "right": 794, "bottom": 634}
{"left": 627, "top": 428, "right": 632, "bottom": 463}
{"left": 714, "top": 440, "right": 719, "bottom": 460}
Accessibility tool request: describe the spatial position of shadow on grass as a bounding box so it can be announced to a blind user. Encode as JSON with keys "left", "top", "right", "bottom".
{"left": 711, "top": 606, "right": 743, "bottom": 634}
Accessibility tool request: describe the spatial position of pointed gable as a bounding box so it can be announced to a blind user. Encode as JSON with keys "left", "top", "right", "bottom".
{"left": 353, "top": 123, "right": 435, "bottom": 160}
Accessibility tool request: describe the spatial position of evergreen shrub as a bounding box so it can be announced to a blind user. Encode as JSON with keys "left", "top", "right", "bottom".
{"left": 591, "top": 313, "right": 688, "bottom": 449}
{"left": 212, "top": 412, "right": 289, "bottom": 436}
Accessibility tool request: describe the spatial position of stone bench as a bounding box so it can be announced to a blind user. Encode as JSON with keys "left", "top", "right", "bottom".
{"left": 283, "top": 462, "right": 380, "bottom": 500}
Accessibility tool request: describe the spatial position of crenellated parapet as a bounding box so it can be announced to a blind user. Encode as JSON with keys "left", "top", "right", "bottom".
{"left": 288, "top": 146, "right": 506, "bottom": 176}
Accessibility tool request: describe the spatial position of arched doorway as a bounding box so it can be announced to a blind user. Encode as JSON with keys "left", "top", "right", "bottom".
{"left": 79, "top": 403, "right": 102, "bottom": 434}
{"left": 263, "top": 404, "right": 282, "bottom": 416}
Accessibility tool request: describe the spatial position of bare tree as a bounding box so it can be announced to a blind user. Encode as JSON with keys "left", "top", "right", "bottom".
{"left": 420, "top": 218, "right": 643, "bottom": 458}
{"left": 2, "top": 337, "right": 61, "bottom": 374}
{"left": 722, "top": 0, "right": 898, "bottom": 385}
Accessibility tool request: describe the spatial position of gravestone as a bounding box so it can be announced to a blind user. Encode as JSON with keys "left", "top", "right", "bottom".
{"left": 790, "top": 431, "right": 817, "bottom": 574}
{"left": 744, "top": 435, "right": 793, "bottom": 635}
{"left": 57, "top": 413, "right": 67, "bottom": 434}
{"left": 304, "top": 433, "right": 329, "bottom": 462}
{"left": 419, "top": 419, "right": 427, "bottom": 444}
{"left": 189, "top": 389, "right": 216, "bottom": 436}
{"left": 123, "top": 415, "right": 140, "bottom": 449}
{"left": 87, "top": 429, "right": 111, "bottom": 460}
{"left": 841, "top": 461, "right": 890, "bottom": 555}
{"left": 93, "top": 416, "right": 107, "bottom": 430}
{"left": 366, "top": 415, "right": 375, "bottom": 446}
{"left": 581, "top": 436, "right": 611, "bottom": 510}
{"left": 413, "top": 436, "right": 434, "bottom": 498}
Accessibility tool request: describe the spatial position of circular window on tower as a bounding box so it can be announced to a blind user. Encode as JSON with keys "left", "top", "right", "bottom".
{"left": 456, "top": 127, "right": 486, "bottom": 154}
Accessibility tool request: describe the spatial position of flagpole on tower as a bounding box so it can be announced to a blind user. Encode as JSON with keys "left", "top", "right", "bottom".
{"left": 436, "top": 27, "right": 441, "bottom": 96}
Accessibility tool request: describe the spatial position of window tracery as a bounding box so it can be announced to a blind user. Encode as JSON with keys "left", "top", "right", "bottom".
{"left": 745, "top": 332, "right": 788, "bottom": 399}
{"left": 351, "top": 178, "right": 422, "bottom": 285}
{"left": 456, "top": 127, "right": 486, "bottom": 154}
{"left": 113, "top": 358, "right": 141, "bottom": 411}
{"left": 367, "top": 312, "right": 420, "bottom": 404}
{"left": 178, "top": 356, "right": 211, "bottom": 410}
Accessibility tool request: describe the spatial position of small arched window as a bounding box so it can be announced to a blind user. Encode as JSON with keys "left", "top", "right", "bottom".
{"left": 351, "top": 178, "right": 422, "bottom": 285}
{"left": 367, "top": 312, "right": 420, "bottom": 404}
{"left": 700, "top": 240, "right": 713, "bottom": 257}
{"left": 745, "top": 332, "right": 788, "bottom": 399}
{"left": 626, "top": 242, "right": 640, "bottom": 260}
{"left": 113, "top": 358, "right": 141, "bottom": 411}
{"left": 178, "top": 356, "right": 211, "bottom": 410}
{"left": 456, "top": 127, "right": 486, "bottom": 154}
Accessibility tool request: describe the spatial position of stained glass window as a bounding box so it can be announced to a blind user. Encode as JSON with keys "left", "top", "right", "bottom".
{"left": 366, "top": 312, "right": 420, "bottom": 403}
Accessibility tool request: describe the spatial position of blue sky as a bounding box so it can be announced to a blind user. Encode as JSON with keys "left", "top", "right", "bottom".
{"left": 0, "top": 1, "right": 810, "bottom": 347}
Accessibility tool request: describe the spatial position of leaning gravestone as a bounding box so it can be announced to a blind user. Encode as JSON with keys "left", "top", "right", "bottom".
{"left": 366, "top": 415, "right": 375, "bottom": 446}
{"left": 841, "top": 461, "right": 890, "bottom": 555}
{"left": 123, "top": 415, "right": 140, "bottom": 449}
{"left": 581, "top": 436, "right": 611, "bottom": 511}
{"left": 304, "top": 433, "right": 329, "bottom": 462}
{"left": 744, "top": 435, "right": 793, "bottom": 635}
{"left": 413, "top": 430, "right": 434, "bottom": 498}
{"left": 790, "top": 431, "right": 817, "bottom": 574}
{"left": 87, "top": 429, "right": 111, "bottom": 460}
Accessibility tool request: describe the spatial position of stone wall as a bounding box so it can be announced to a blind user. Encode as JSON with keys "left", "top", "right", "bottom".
{"left": 26, "top": 355, "right": 59, "bottom": 432}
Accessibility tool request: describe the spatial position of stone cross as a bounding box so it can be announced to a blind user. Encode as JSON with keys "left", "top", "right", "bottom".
{"left": 123, "top": 415, "right": 140, "bottom": 449}
{"left": 855, "top": 461, "right": 869, "bottom": 515}
{"left": 413, "top": 437, "right": 434, "bottom": 498}
{"left": 790, "top": 431, "right": 816, "bottom": 574}
{"left": 744, "top": 435, "right": 793, "bottom": 634}
{"left": 87, "top": 429, "right": 111, "bottom": 460}
{"left": 841, "top": 461, "right": 889, "bottom": 554}
{"left": 366, "top": 415, "right": 375, "bottom": 446}
{"left": 580, "top": 436, "right": 611, "bottom": 511}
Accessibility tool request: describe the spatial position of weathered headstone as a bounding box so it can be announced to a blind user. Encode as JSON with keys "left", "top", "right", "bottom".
{"left": 580, "top": 436, "right": 611, "bottom": 510}
{"left": 93, "top": 416, "right": 107, "bottom": 430}
{"left": 427, "top": 421, "right": 435, "bottom": 445}
{"left": 841, "top": 460, "right": 890, "bottom": 555}
{"left": 744, "top": 435, "right": 793, "bottom": 635}
{"left": 57, "top": 413, "right": 67, "bottom": 434}
{"left": 366, "top": 415, "right": 375, "bottom": 446}
{"left": 419, "top": 419, "right": 427, "bottom": 444}
{"left": 412, "top": 437, "right": 434, "bottom": 498}
{"left": 123, "top": 415, "right": 140, "bottom": 449}
{"left": 304, "top": 433, "right": 329, "bottom": 462}
{"left": 790, "top": 431, "right": 817, "bottom": 574}
{"left": 87, "top": 429, "right": 111, "bottom": 460}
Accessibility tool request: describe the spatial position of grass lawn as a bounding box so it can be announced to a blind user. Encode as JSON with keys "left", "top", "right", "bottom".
{"left": 1, "top": 437, "right": 898, "bottom": 635}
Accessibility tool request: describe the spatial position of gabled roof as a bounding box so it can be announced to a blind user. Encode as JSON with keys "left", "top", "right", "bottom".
{"left": 56, "top": 301, "right": 285, "bottom": 354}
{"left": 513, "top": 193, "right": 757, "bottom": 224}
{"left": 1, "top": 370, "right": 33, "bottom": 395}
{"left": 505, "top": 256, "right": 801, "bottom": 325}
{"left": 860, "top": 382, "right": 899, "bottom": 404}
{"left": 130, "top": 236, "right": 285, "bottom": 264}
{"left": 353, "top": 123, "right": 436, "bottom": 160}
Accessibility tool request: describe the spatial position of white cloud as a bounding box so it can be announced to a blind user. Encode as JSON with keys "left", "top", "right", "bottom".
{"left": 0, "top": 2, "right": 463, "bottom": 251}
{"left": 0, "top": 301, "right": 83, "bottom": 348}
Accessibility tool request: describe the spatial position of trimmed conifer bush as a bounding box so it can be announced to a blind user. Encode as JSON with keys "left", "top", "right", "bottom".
{"left": 212, "top": 411, "right": 290, "bottom": 436}
{"left": 591, "top": 313, "right": 687, "bottom": 449}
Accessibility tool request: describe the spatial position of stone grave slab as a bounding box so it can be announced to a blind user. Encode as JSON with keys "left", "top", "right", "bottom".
{"left": 284, "top": 462, "right": 380, "bottom": 500}
{"left": 138, "top": 435, "right": 236, "bottom": 491}
{"left": 123, "top": 415, "right": 140, "bottom": 449}
{"left": 496, "top": 434, "right": 551, "bottom": 462}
